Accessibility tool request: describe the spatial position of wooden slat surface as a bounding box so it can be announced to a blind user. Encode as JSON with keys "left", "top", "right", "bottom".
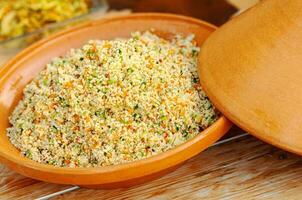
{"left": 0, "top": 132, "right": 301, "bottom": 199}
{"left": 51, "top": 136, "right": 302, "bottom": 200}
{"left": 0, "top": 165, "right": 70, "bottom": 200}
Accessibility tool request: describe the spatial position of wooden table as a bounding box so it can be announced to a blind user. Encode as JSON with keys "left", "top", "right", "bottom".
{"left": 1, "top": 132, "right": 302, "bottom": 200}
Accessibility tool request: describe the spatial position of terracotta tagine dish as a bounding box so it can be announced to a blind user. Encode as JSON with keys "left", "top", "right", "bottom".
{"left": 0, "top": 13, "right": 231, "bottom": 188}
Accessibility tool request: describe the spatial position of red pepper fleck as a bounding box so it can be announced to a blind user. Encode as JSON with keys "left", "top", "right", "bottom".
{"left": 193, "top": 84, "right": 200, "bottom": 90}
{"left": 92, "top": 44, "right": 97, "bottom": 52}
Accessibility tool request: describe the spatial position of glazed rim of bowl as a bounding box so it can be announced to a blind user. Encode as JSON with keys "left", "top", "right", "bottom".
{"left": 0, "top": 13, "right": 232, "bottom": 185}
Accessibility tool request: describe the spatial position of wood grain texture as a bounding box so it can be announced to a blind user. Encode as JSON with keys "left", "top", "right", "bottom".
{"left": 0, "top": 165, "right": 70, "bottom": 200}
{"left": 52, "top": 136, "right": 302, "bottom": 200}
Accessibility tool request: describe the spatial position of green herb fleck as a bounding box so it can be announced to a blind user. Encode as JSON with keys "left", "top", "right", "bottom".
{"left": 127, "top": 68, "right": 134, "bottom": 74}
{"left": 108, "top": 79, "right": 116, "bottom": 84}
{"left": 192, "top": 49, "right": 198, "bottom": 56}
{"left": 193, "top": 77, "right": 199, "bottom": 83}
{"left": 25, "top": 150, "right": 32, "bottom": 159}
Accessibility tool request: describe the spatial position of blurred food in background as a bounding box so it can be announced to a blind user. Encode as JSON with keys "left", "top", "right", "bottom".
{"left": 0, "top": 0, "right": 259, "bottom": 43}
{"left": 0, "top": 0, "right": 259, "bottom": 66}
{"left": 0, "top": 0, "right": 110, "bottom": 65}
{"left": 0, "top": 0, "right": 92, "bottom": 42}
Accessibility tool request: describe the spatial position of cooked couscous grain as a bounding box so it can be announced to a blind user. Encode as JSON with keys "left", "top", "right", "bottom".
{"left": 7, "top": 31, "right": 218, "bottom": 167}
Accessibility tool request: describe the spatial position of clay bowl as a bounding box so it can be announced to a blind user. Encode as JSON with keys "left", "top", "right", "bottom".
{"left": 0, "top": 13, "right": 231, "bottom": 188}
{"left": 199, "top": 0, "right": 302, "bottom": 155}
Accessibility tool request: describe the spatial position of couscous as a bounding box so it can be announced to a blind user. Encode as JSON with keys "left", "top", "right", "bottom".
{"left": 7, "top": 31, "right": 218, "bottom": 167}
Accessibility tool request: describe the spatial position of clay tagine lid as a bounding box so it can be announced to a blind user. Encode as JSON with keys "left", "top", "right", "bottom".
{"left": 198, "top": 0, "right": 302, "bottom": 154}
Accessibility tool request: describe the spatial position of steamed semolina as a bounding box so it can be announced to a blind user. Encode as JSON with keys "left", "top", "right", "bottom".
{"left": 7, "top": 31, "right": 218, "bottom": 167}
